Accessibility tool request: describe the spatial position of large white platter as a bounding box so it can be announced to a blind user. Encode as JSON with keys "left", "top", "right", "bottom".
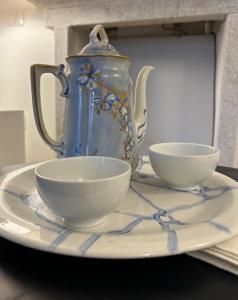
{"left": 0, "top": 159, "right": 238, "bottom": 259}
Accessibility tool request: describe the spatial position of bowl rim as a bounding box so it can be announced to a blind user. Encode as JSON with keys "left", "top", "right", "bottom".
{"left": 35, "top": 156, "right": 131, "bottom": 184}
{"left": 148, "top": 142, "right": 220, "bottom": 158}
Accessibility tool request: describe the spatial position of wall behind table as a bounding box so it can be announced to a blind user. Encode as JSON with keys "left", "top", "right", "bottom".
{"left": 112, "top": 35, "right": 215, "bottom": 155}
{"left": 0, "top": 1, "right": 56, "bottom": 164}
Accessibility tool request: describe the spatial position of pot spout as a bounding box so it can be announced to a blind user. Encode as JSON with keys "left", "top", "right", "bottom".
{"left": 134, "top": 65, "right": 155, "bottom": 146}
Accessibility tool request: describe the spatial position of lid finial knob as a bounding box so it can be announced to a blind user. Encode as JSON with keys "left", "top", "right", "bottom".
{"left": 89, "top": 24, "right": 109, "bottom": 46}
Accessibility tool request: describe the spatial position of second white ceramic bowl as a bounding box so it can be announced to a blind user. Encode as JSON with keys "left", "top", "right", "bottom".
{"left": 149, "top": 143, "right": 219, "bottom": 190}
{"left": 35, "top": 156, "right": 131, "bottom": 229}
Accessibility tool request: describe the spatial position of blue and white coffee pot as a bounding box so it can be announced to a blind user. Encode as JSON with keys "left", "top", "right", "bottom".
{"left": 31, "top": 25, "right": 154, "bottom": 169}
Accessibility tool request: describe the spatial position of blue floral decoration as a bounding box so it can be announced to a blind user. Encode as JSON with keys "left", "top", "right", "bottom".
{"left": 78, "top": 63, "right": 102, "bottom": 89}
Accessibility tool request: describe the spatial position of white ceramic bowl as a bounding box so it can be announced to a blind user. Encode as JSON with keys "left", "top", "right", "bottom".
{"left": 148, "top": 143, "right": 220, "bottom": 190}
{"left": 35, "top": 156, "right": 131, "bottom": 229}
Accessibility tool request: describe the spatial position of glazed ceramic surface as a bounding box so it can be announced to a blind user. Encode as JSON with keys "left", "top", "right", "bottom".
{"left": 31, "top": 25, "right": 154, "bottom": 170}
{"left": 35, "top": 157, "right": 131, "bottom": 229}
{"left": 149, "top": 143, "right": 219, "bottom": 190}
{"left": 0, "top": 157, "right": 237, "bottom": 258}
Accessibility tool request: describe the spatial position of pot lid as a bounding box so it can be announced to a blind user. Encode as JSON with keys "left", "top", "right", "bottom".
{"left": 78, "top": 24, "right": 128, "bottom": 59}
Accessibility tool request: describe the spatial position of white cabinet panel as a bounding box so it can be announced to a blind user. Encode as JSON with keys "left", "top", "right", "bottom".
{"left": 0, "top": 111, "right": 25, "bottom": 166}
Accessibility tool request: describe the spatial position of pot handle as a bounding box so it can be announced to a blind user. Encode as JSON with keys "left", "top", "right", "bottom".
{"left": 30, "top": 64, "right": 69, "bottom": 154}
